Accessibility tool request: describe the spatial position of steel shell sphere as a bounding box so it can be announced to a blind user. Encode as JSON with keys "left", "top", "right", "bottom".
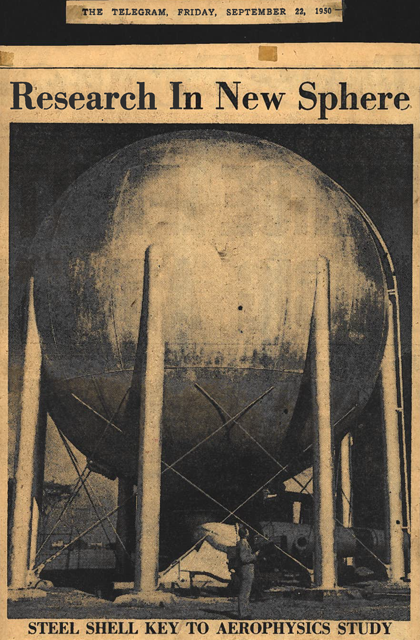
{"left": 33, "top": 131, "right": 387, "bottom": 507}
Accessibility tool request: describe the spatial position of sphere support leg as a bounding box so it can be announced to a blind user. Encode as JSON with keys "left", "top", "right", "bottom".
{"left": 340, "top": 433, "right": 354, "bottom": 567}
{"left": 380, "top": 300, "right": 406, "bottom": 583}
{"left": 115, "top": 477, "right": 135, "bottom": 579}
{"left": 29, "top": 396, "right": 48, "bottom": 572}
{"left": 9, "top": 278, "right": 47, "bottom": 591}
{"left": 312, "top": 257, "right": 337, "bottom": 589}
{"left": 115, "top": 246, "right": 172, "bottom": 606}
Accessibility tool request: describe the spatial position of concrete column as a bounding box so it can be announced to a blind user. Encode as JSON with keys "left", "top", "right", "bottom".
{"left": 312, "top": 256, "right": 337, "bottom": 589}
{"left": 380, "top": 300, "right": 405, "bottom": 583}
{"left": 293, "top": 502, "right": 302, "bottom": 524}
{"left": 9, "top": 278, "right": 44, "bottom": 589}
{"left": 340, "top": 433, "right": 354, "bottom": 566}
{"left": 29, "top": 397, "right": 48, "bottom": 570}
{"left": 134, "top": 244, "right": 164, "bottom": 596}
{"left": 115, "top": 477, "right": 135, "bottom": 578}
{"left": 115, "top": 245, "right": 172, "bottom": 606}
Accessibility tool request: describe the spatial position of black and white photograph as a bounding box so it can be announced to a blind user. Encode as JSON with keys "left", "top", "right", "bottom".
{"left": 7, "top": 122, "right": 413, "bottom": 626}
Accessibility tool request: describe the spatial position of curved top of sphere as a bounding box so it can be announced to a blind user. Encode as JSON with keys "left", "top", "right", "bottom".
{"left": 33, "top": 130, "right": 387, "bottom": 484}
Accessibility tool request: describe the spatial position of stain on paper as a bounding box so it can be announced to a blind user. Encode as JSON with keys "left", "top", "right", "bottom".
{"left": 258, "top": 46, "right": 278, "bottom": 62}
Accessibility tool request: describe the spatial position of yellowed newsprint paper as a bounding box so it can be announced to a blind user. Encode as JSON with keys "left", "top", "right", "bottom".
{"left": 66, "top": 0, "right": 342, "bottom": 25}
{"left": 0, "top": 43, "right": 419, "bottom": 640}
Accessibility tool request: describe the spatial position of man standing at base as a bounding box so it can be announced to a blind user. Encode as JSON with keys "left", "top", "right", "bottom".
{"left": 236, "top": 526, "right": 259, "bottom": 619}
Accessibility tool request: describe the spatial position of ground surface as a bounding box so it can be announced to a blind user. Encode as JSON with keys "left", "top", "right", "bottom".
{"left": 8, "top": 586, "right": 410, "bottom": 621}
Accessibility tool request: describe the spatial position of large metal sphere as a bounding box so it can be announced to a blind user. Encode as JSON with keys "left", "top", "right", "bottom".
{"left": 33, "top": 131, "right": 386, "bottom": 507}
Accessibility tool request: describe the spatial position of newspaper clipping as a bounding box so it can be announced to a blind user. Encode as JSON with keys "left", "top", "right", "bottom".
{"left": 0, "top": 43, "right": 418, "bottom": 640}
